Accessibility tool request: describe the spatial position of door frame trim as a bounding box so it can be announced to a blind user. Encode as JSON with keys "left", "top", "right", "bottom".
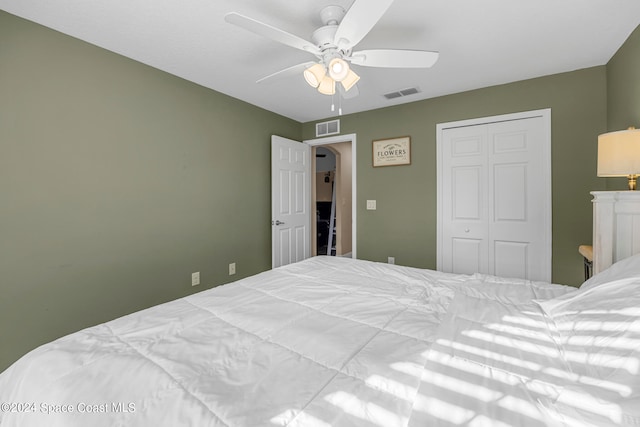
{"left": 304, "top": 133, "right": 357, "bottom": 259}
{"left": 436, "top": 109, "right": 552, "bottom": 280}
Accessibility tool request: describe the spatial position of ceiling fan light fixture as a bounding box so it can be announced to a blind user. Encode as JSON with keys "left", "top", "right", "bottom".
{"left": 328, "top": 57, "right": 350, "bottom": 82}
{"left": 303, "top": 63, "right": 326, "bottom": 88}
{"left": 317, "top": 76, "right": 336, "bottom": 95}
{"left": 341, "top": 69, "right": 360, "bottom": 92}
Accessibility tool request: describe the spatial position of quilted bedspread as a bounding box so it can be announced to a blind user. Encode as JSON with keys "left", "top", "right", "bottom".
{"left": 0, "top": 256, "right": 599, "bottom": 426}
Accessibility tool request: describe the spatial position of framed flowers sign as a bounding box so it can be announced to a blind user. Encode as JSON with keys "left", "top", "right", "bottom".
{"left": 372, "top": 136, "right": 411, "bottom": 167}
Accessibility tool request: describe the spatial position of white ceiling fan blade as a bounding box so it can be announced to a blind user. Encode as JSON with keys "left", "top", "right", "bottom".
{"left": 256, "top": 61, "right": 316, "bottom": 84}
{"left": 333, "top": 0, "right": 395, "bottom": 50}
{"left": 225, "top": 12, "right": 320, "bottom": 56}
{"left": 350, "top": 49, "right": 439, "bottom": 68}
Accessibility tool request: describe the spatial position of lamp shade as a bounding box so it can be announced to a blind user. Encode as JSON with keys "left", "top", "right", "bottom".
{"left": 317, "top": 76, "right": 335, "bottom": 95}
{"left": 597, "top": 128, "right": 640, "bottom": 176}
{"left": 303, "top": 64, "right": 326, "bottom": 88}
{"left": 340, "top": 69, "right": 360, "bottom": 92}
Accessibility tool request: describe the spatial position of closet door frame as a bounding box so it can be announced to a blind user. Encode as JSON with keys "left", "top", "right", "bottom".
{"left": 436, "top": 109, "right": 552, "bottom": 281}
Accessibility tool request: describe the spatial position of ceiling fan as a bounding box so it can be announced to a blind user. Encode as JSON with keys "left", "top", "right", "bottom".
{"left": 225, "top": 0, "right": 439, "bottom": 97}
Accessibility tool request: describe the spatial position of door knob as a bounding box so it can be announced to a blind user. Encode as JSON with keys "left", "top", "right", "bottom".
{"left": 273, "top": 220, "right": 285, "bottom": 226}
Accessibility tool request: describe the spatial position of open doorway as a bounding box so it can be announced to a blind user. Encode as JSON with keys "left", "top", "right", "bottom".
{"left": 314, "top": 147, "right": 336, "bottom": 255}
{"left": 311, "top": 142, "right": 353, "bottom": 257}
{"left": 305, "top": 133, "right": 356, "bottom": 259}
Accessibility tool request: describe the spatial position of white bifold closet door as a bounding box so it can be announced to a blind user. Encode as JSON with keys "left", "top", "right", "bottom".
{"left": 437, "top": 110, "right": 551, "bottom": 281}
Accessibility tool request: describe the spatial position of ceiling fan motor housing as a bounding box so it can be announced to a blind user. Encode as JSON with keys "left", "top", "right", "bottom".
{"left": 312, "top": 5, "right": 352, "bottom": 58}
{"left": 312, "top": 25, "right": 338, "bottom": 50}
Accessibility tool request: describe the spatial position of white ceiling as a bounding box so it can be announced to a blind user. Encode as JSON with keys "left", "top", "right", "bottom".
{"left": 2, "top": 0, "right": 640, "bottom": 123}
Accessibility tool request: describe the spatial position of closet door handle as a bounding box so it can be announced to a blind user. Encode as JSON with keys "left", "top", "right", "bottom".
{"left": 273, "top": 220, "right": 285, "bottom": 226}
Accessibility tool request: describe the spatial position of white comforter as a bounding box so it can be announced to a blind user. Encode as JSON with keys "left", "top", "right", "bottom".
{"left": 1, "top": 256, "right": 636, "bottom": 427}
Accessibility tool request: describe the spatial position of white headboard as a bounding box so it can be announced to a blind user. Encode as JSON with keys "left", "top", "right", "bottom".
{"left": 592, "top": 191, "right": 640, "bottom": 274}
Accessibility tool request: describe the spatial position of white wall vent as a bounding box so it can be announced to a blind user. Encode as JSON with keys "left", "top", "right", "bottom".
{"left": 383, "top": 87, "right": 421, "bottom": 100}
{"left": 316, "top": 119, "right": 340, "bottom": 137}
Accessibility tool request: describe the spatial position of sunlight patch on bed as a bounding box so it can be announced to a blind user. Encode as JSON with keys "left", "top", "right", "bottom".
{"left": 467, "top": 414, "right": 514, "bottom": 427}
{"left": 537, "top": 406, "right": 600, "bottom": 427}
{"left": 562, "top": 350, "right": 639, "bottom": 374}
{"left": 501, "top": 314, "right": 550, "bottom": 330}
{"left": 554, "top": 320, "right": 640, "bottom": 333}
{"left": 574, "top": 307, "right": 640, "bottom": 316}
{"left": 365, "top": 375, "right": 414, "bottom": 401}
{"left": 557, "top": 389, "right": 623, "bottom": 423}
{"left": 484, "top": 323, "right": 555, "bottom": 343}
{"left": 412, "top": 394, "right": 475, "bottom": 423}
{"left": 524, "top": 378, "right": 561, "bottom": 399}
{"left": 421, "top": 370, "right": 503, "bottom": 402}
{"left": 579, "top": 375, "right": 633, "bottom": 396}
{"left": 323, "top": 391, "right": 407, "bottom": 427}
{"left": 270, "top": 410, "right": 332, "bottom": 426}
{"left": 389, "top": 361, "right": 424, "bottom": 379}
{"left": 461, "top": 329, "right": 560, "bottom": 359}
{"left": 425, "top": 350, "right": 522, "bottom": 387}
{"left": 495, "top": 395, "right": 543, "bottom": 420}
{"left": 435, "top": 339, "right": 543, "bottom": 372}
{"left": 541, "top": 367, "right": 632, "bottom": 396}
{"left": 563, "top": 334, "right": 640, "bottom": 350}
{"left": 417, "top": 349, "right": 628, "bottom": 426}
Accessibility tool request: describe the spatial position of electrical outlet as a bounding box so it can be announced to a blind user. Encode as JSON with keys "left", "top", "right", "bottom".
{"left": 191, "top": 272, "right": 200, "bottom": 286}
{"left": 366, "top": 200, "right": 377, "bottom": 210}
{"left": 229, "top": 262, "right": 236, "bottom": 275}
{"left": 388, "top": 257, "right": 395, "bottom": 265}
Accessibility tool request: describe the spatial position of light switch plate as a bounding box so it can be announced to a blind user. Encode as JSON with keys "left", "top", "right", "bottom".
{"left": 366, "top": 200, "right": 377, "bottom": 210}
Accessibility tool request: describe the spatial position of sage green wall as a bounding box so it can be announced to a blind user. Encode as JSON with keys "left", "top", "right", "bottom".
{"left": 607, "top": 25, "right": 640, "bottom": 130}
{"left": 303, "top": 67, "right": 608, "bottom": 286}
{"left": 605, "top": 24, "right": 640, "bottom": 190}
{"left": 0, "top": 11, "right": 301, "bottom": 372}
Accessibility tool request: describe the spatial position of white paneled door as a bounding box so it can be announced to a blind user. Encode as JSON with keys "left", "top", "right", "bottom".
{"left": 437, "top": 110, "right": 551, "bottom": 281}
{"left": 271, "top": 135, "right": 311, "bottom": 268}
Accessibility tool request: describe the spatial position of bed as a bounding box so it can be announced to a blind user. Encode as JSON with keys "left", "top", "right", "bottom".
{"left": 1, "top": 255, "right": 639, "bottom": 427}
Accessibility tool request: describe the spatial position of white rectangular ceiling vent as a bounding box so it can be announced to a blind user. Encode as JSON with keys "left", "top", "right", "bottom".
{"left": 316, "top": 119, "right": 340, "bottom": 137}
{"left": 383, "top": 87, "right": 421, "bottom": 100}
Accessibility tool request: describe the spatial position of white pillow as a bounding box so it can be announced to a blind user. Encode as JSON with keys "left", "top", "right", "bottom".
{"left": 538, "top": 277, "right": 640, "bottom": 396}
{"left": 580, "top": 252, "right": 640, "bottom": 291}
{"left": 536, "top": 252, "right": 640, "bottom": 424}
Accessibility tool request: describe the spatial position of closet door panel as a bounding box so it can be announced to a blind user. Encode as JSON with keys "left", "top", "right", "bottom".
{"left": 488, "top": 117, "right": 548, "bottom": 281}
{"left": 440, "top": 126, "right": 489, "bottom": 274}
